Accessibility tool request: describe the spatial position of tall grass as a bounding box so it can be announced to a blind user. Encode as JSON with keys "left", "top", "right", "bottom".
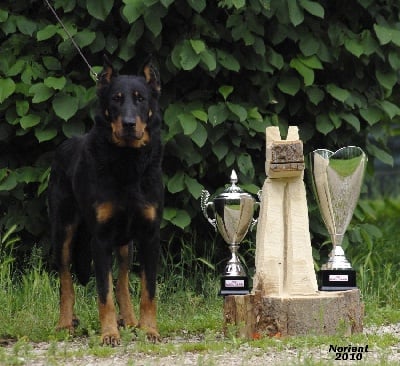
{"left": 349, "top": 199, "right": 400, "bottom": 325}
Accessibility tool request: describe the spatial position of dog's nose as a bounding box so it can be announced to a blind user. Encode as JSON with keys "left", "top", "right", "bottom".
{"left": 122, "top": 117, "right": 136, "bottom": 127}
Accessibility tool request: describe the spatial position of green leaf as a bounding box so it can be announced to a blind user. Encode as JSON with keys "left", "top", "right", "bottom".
{"left": 200, "top": 50, "right": 217, "bottom": 71}
{"left": 299, "top": 35, "right": 320, "bottom": 56}
{"left": 178, "top": 113, "right": 198, "bottom": 135}
{"left": 388, "top": 51, "right": 400, "bottom": 70}
{"left": 42, "top": 56, "right": 62, "bottom": 71}
{"left": 184, "top": 175, "right": 204, "bottom": 199}
{"left": 217, "top": 50, "right": 240, "bottom": 72}
{"left": 171, "top": 209, "right": 191, "bottom": 229}
{"left": 75, "top": 30, "right": 96, "bottom": 48}
{"left": 341, "top": 113, "right": 360, "bottom": 132}
{"left": 373, "top": 24, "right": 392, "bottom": 45}
{"left": 167, "top": 171, "right": 185, "bottom": 193}
{"left": 53, "top": 94, "right": 79, "bottom": 121}
{"left": 187, "top": 0, "right": 206, "bottom": 12}
{"left": 232, "top": 0, "right": 246, "bottom": 9}
{"left": 374, "top": 24, "right": 400, "bottom": 46}
{"left": 35, "top": 127, "right": 58, "bottom": 143}
{"left": 0, "top": 9, "right": 8, "bottom": 22}
{"left": 344, "top": 38, "right": 364, "bottom": 58}
{"left": 218, "top": 85, "right": 234, "bottom": 101}
{"left": 36, "top": 24, "right": 58, "bottom": 41}
{"left": 87, "top": 0, "right": 113, "bottom": 20}
{"left": 288, "top": 0, "right": 304, "bottom": 26}
{"left": 278, "top": 76, "right": 301, "bottom": 96}
{"left": 316, "top": 114, "right": 334, "bottom": 135}
{"left": 227, "top": 102, "right": 247, "bottom": 122}
{"left": 0, "top": 78, "right": 16, "bottom": 103}
{"left": 180, "top": 41, "right": 201, "bottom": 70}
{"left": 376, "top": 69, "right": 397, "bottom": 91}
{"left": 30, "top": 83, "right": 54, "bottom": 103}
{"left": 299, "top": 0, "right": 324, "bottom": 18}
{"left": 367, "top": 144, "right": 393, "bottom": 166}
{"left": 212, "top": 140, "right": 229, "bottom": 161}
{"left": 191, "top": 109, "right": 208, "bottom": 122}
{"left": 44, "top": 76, "right": 66, "bottom": 90}
{"left": 298, "top": 55, "right": 323, "bottom": 69}
{"left": 16, "top": 100, "right": 29, "bottom": 117}
{"left": 360, "top": 106, "right": 382, "bottom": 125}
{"left": 290, "top": 58, "right": 314, "bottom": 86}
{"left": 122, "top": 0, "right": 145, "bottom": 23}
{"left": 306, "top": 86, "right": 325, "bottom": 105}
{"left": 16, "top": 16, "right": 37, "bottom": 36}
{"left": 144, "top": 8, "right": 163, "bottom": 37}
{"left": 190, "top": 39, "right": 206, "bottom": 54}
{"left": 237, "top": 153, "right": 255, "bottom": 178}
{"left": 191, "top": 123, "right": 207, "bottom": 147}
{"left": 20, "top": 114, "right": 40, "bottom": 129}
{"left": 208, "top": 103, "right": 229, "bottom": 126}
{"left": 379, "top": 101, "right": 400, "bottom": 119}
{"left": 0, "top": 170, "right": 17, "bottom": 191}
{"left": 326, "top": 84, "right": 350, "bottom": 103}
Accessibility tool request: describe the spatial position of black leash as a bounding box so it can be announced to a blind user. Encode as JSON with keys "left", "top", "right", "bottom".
{"left": 43, "top": 0, "right": 98, "bottom": 81}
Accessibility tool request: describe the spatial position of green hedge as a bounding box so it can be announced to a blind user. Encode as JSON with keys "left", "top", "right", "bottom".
{"left": 0, "top": 0, "right": 398, "bottom": 252}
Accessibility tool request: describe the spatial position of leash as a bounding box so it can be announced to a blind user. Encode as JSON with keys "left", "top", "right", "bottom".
{"left": 43, "top": 0, "right": 98, "bottom": 81}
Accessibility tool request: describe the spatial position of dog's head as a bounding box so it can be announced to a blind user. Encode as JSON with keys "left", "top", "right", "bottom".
{"left": 96, "top": 57, "right": 161, "bottom": 149}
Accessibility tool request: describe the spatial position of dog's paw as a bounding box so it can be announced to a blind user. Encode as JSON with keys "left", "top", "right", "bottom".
{"left": 139, "top": 325, "right": 161, "bottom": 343}
{"left": 101, "top": 332, "right": 121, "bottom": 347}
{"left": 56, "top": 316, "right": 80, "bottom": 334}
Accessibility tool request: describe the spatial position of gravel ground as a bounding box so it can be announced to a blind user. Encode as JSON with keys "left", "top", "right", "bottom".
{"left": 3, "top": 324, "right": 400, "bottom": 365}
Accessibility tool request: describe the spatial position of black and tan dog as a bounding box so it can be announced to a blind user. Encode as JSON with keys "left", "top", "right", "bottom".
{"left": 48, "top": 57, "right": 163, "bottom": 346}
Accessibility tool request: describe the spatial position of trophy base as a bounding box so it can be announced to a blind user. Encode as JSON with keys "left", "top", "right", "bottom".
{"left": 220, "top": 276, "right": 250, "bottom": 296}
{"left": 318, "top": 269, "right": 357, "bottom": 291}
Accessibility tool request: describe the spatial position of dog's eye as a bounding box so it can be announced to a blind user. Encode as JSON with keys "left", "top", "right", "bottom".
{"left": 112, "top": 93, "right": 123, "bottom": 102}
{"left": 133, "top": 92, "right": 144, "bottom": 103}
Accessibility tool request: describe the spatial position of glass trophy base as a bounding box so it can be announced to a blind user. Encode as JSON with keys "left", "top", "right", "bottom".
{"left": 318, "top": 269, "right": 357, "bottom": 291}
{"left": 220, "top": 276, "right": 250, "bottom": 296}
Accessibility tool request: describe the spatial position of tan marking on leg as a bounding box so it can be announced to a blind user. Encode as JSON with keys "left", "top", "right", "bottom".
{"left": 142, "top": 204, "right": 157, "bottom": 222}
{"left": 57, "top": 225, "right": 78, "bottom": 333}
{"left": 95, "top": 202, "right": 115, "bottom": 223}
{"left": 98, "top": 273, "right": 120, "bottom": 346}
{"left": 139, "top": 271, "right": 159, "bottom": 341}
{"left": 116, "top": 245, "right": 138, "bottom": 327}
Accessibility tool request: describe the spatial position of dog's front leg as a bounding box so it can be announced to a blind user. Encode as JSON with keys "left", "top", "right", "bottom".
{"left": 56, "top": 225, "right": 79, "bottom": 333}
{"left": 93, "top": 242, "right": 120, "bottom": 346}
{"left": 116, "top": 243, "right": 138, "bottom": 328}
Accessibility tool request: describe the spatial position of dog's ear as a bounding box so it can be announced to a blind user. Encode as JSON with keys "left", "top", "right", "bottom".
{"left": 98, "top": 54, "right": 114, "bottom": 88}
{"left": 143, "top": 60, "right": 161, "bottom": 96}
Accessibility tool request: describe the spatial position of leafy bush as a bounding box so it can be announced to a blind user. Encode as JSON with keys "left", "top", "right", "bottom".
{"left": 0, "top": 0, "right": 399, "bottom": 257}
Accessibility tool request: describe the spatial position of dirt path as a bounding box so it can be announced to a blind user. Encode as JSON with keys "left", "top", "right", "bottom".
{"left": 3, "top": 324, "right": 400, "bottom": 365}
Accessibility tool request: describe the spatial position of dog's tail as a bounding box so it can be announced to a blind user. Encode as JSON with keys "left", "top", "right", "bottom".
{"left": 71, "top": 223, "right": 92, "bottom": 285}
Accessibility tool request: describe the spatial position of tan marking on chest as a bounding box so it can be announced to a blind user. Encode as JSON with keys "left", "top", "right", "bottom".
{"left": 96, "top": 202, "right": 115, "bottom": 223}
{"left": 143, "top": 204, "right": 157, "bottom": 221}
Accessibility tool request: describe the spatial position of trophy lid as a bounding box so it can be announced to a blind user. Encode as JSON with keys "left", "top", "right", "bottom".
{"left": 218, "top": 170, "right": 253, "bottom": 199}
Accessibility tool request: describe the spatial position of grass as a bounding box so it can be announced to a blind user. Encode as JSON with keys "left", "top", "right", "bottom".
{"left": 2, "top": 198, "right": 400, "bottom": 364}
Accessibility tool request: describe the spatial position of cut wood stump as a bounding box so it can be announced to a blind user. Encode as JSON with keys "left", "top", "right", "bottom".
{"left": 224, "top": 289, "right": 364, "bottom": 339}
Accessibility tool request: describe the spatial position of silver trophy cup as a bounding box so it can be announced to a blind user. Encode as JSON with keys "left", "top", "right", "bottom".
{"left": 310, "top": 146, "right": 367, "bottom": 290}
{"left": 201, "top": 170, "right": 258, "bottom": 295}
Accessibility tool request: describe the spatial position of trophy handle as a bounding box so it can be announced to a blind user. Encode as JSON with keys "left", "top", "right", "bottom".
{"left": 250, "top": 199, "right": 260, "bottom": 231}
{"left": 200, "top": 190, "right": 217, "bottom": 230}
